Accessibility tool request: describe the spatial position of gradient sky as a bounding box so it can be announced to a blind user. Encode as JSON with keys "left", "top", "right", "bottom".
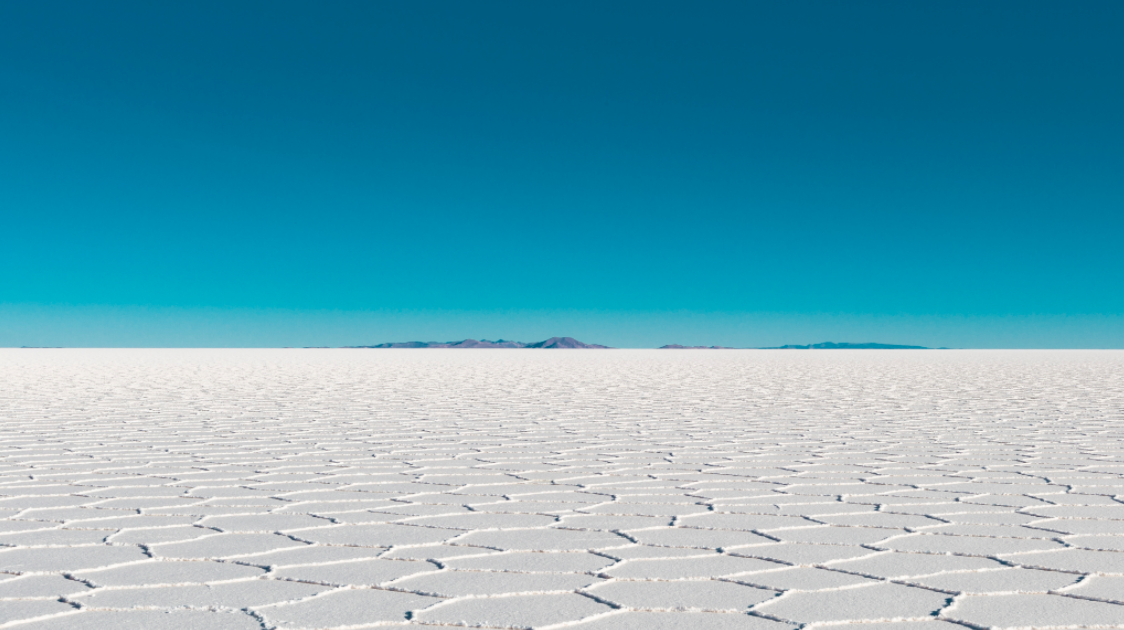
{"left": 2, "top": 1, "right": 1122, "bottom": 347}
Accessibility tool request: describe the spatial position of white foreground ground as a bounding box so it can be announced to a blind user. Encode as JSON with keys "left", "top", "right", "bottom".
{"left": 1, "top": 349, "right": 1123, "bottom": 630}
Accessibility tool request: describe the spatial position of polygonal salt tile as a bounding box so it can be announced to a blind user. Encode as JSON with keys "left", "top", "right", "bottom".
{"left": 606, "top": 546, "right": 720, "bottom": 560}
{"left": 961, "top": 495, "right": 1053, "bottom": 509}
{"left": 75, "top": 560, "right": 265, "bottom": 586}
{"left": 291, "top": 523, "right": 459, "bottom": 547}
{"left": 461, "top": 501, "right": 587, "bottom": 515}
{"left": 877, "top": 534, "right": 1062, "bottom": 556}
{"left": 93, "top": 503, "right": 202, "bottom": 515}
{"left": 452, "top": 483, "right": 558, "bottom": 497}
{"left": 607, "top": 555, "right": 780, "bottom": 579}
{"left": 0, "top": 522, "right": 65, "bottom": 534}
{"left": 780, "top": 484, "right": 891, "bottom": 497}
{"left": 921, "top": 524, "right": 1059, "bottom": 539}
{"left": 373, "top": 503, "right": 475, "bottom": 517}
{"left": 312, "top": 510, "right": 400, "bottom": 525}
{"left": 1065, "top": 484, "right": 1124, "bottom": 496}
{"left": 382, "top": 492, "right": 469, "bottom": 505}
{"left": 109, "top": 526, "right": 217, "bottom": 544}
{"left": 685, "top": 493, "right": 777, "bottom": 503}
{"left": 804, "top": 622, "right": 967, "bottom": 629}
{"left": 939, "top": 482, "right": 1064, "bottom": 495}
{"left": 71, "top": 579, "right": 329, "bottom": 609}
{"left": 910, "top": 568, "right": 1081, "bottom": 593}
{"left": 557, "top": 514, "right": 673, "bottom": 531}
{"left": 255, "top": 587, "right": 439, "bottom": 627}
{"left": 0, "top": 485, "right": 86, "bottom": 497}
{"left": 0, "top": 496, "right": 91, "bottom": 509}
{"left": 627, "top": 527, "right": 771, "bottom": 550}
{"left": 12, "top": 507, "right": 120, "bottom": 522}
{"left": 0, "top": 599, "right": 77, "bottom": 625}
{"left": 236, "top": 544, "right": 387, "bottom": 566}
{"left": 151, "top": 533, "right": 307, "bottom": 559}
{"left": 939, "top": 513, "right": 1038, "bottom": 525}
{"left": 182, "top": 487, "right": 281, "bottom": 499}
{"left": 582, "top": 503, "right": 712, "bottom": 517}
{"left": 1031, "top": 518, "right": 1124, "bottom": 535}
{"left": 858, "top": 475, "right": 957, "bottom": 487}
{"left": 769, "top": 526, "right": 901, "bottom": 545}
{"left": 496, "top": 491, "right": 607, "bottom": 503}
{"left": 676, "top": 514, "right": 815, "bottom": 531}
{"left": 445, "top": 551, "right": 615, "bottom": 573}
{"left": 0, "top": 545, "right": 147, "bottom": 572}
{"left": 753, "top": 582, "right": 950, "bottom": 624}
{"left": 80, "top": 488, "right": 190, "bottom": 499}
{"left": 414, "top": 591, "right": 611, "bottom": 627}
{"left": 595, "top": 495, "right": 698, "bottom": 506}
{"left": 0, "top": 529, "right": 112, "bottom": 546}
{"left": 198, "top": 514, "right": 334, "bottom": 532}
{"left": 945, "top": 593, "right": 1124, "bottom": 628}
{"left": 65, "top": 515, "right": 197, "bottom": 530}
{"left": 402, "top": 512, "right": 557, "bottom": 529}
{"left": 778, "top": 504, "right": 877, "bottom": 517}
{"left": 1006, "top": 548, "right": 1124, "bottom": 574}
{"left": 559, "top": 610, "right": 795, "bottom": 629}
{"left": 454, "top": 528, "right": 629, "bottom": 551}
{"left": 10, "top": 609, "right": 262, "bottom": 630}
{"left": 1065, "top": 575, "right": 1124, "bottom": 603}
{"left": 812, "top": 514, "right": 943, "bottom": 529}
{"left": 196, "top": 498, "right": 292, "bottom": 508}
{"left": 826, "top": 551, "right": 1003, "bottom": 578}
{"left": 733, "top": 566, "right": 879, "bottom": 591}
{"left": 420, "top": 473, "right": 517, "bottom": 485}
{"left": 733, "top": 542, "right": 879, "bottom": 565}
{"left": 271, "top": 558, "right": 434, "bottom": 586}
{"left": 871, "top": 504, "right": 1006, "bottom": 517}
{"left": 392, "top": 569, "right": 601, "bottom": 596}
{"left": 273, "top": 500, "right": 397, "bottom": 513}
{"left": 1025, "top": 505, "right": 1124, "bottom": 519}
{"left": 1063, "top": 535, "right": 1124, "bottom": 551}
{"left": 587, "top": 579, "right": 777, "bottom": 611}
{"left": 379, "top": 544, "right": 499, "bottom": 561}
{"left": 0, "top": 574, "right": 91, "bottom": 598}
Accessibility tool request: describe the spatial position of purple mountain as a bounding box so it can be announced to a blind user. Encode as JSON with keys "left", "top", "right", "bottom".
{"left": 348, "top": 337, "right": 611, "bottom": 349}
{"left": 525, "top": 337, "right": 610, "bottom": 349}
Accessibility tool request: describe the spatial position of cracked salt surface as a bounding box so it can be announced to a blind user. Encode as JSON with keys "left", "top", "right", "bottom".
{"left": 0, "top": 349, "right": 1122, "bottom": 629}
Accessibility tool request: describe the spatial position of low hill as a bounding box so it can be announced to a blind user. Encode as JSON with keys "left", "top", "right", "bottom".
{"left": 525, "top": 337, "right": 611, "bottom": 349}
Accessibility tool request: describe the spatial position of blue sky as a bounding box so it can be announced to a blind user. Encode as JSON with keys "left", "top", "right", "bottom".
{"left": 2, "top": 1, "right": 1122, "bottom": 347}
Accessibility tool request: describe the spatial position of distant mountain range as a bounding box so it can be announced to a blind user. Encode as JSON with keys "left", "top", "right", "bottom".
{"left": 347, "top": 337, "right": 612, "bottom": 349}
{"left": 346, "top": 338, "right": 932, "bottom": 349}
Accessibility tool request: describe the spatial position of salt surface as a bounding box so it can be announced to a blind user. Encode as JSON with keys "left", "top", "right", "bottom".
{"left": 1, "top": 349, "right": 1122, "bottom": 629}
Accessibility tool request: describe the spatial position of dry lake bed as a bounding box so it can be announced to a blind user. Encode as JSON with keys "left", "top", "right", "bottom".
{"left": 1, "top": 349, "right": 1123, "bottom": 629}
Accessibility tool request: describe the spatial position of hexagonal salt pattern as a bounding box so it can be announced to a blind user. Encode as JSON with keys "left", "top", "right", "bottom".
{"left": 0, "top": 348, "right": 1122, "bottom": 630}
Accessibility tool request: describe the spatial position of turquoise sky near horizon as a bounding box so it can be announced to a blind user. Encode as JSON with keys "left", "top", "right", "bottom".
{"left": 2, "top": 1, "right": 1122, "bottom": 348}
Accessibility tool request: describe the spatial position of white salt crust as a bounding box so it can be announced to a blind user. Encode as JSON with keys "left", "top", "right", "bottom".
{"left": 0, "top": 348, "right": 1122, "bottom": 629}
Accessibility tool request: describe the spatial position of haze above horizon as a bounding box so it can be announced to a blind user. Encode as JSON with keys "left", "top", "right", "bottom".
{"left": 2, "top": 1, "right": 1121, "bottom": 348}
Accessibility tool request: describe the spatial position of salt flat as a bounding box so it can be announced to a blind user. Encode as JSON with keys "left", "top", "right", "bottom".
{"left": 1, "top": 349, "right": 1122, "bottom": 629}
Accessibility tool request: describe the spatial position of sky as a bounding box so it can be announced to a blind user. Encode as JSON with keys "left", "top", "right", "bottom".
{"left": 2, "top": 1, "right": 1122, "bottom": 348}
